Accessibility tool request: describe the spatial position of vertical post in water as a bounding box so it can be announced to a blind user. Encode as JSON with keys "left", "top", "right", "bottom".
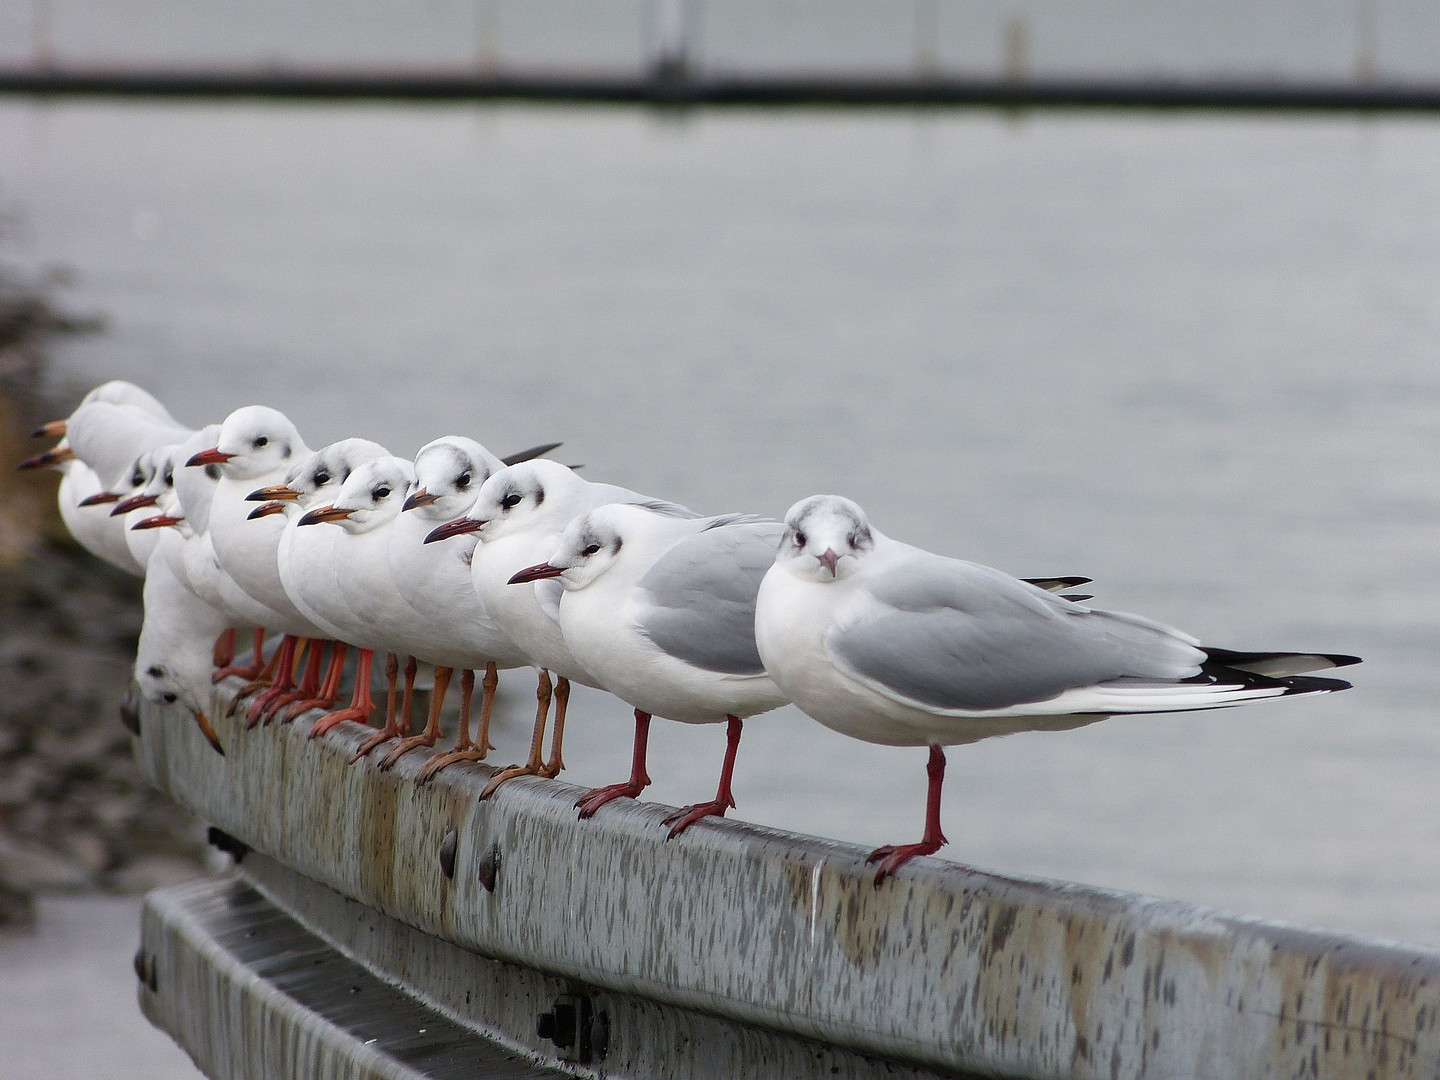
{"left": 1003, "top": 13, "right": 1030, "bottom": 88}
{"left": 1355, "top": 0, "right": 1378, "bottom": 85}
{"left": 915, "top": 0, "right": 939, "bottom": 81}
{"left": 475, "top": 0, "right": 499, "bottom": 75}
{"left": 32, "top": 0, "right": 52, "bottom": 69}
{"left": 652, "top": 0, "right": 690, "bottom": 81}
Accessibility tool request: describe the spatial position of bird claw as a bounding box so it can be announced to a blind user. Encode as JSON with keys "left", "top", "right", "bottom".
{"left": 866, "top": 840, "right": 944, "bottom": 885}
{"left": 575, "top": 781, "right": 645, "bottom": 819}
{"left": 414, "top": 748, "right": 487, "bottom": 786}
{"left": 347, "top": 728, "right": 398, "bottom": 765}
{"left": 377, "top": 735, "right": 436, "bottom": 771}
{"left": 307, "top": 709, "right": 368, "bottom": 740}
{"left": 661, "top": 799, "right": 731, "bottom": 839}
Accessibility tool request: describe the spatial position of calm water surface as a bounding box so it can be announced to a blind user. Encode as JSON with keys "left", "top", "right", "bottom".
{"left": 2, "top": 101, "right": 1438, "bottom": 951}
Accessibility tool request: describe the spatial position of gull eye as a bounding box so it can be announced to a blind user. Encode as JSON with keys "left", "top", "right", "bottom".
{"left": 581, "top": 543, "right": 601, "bottom": 557}
{"left": 456, "top": 471, "right": 471, "bottom": 489}
{"left": 161, "top": 692, "right": 178, "bottom": 704}
{"left": 373, "top": 486, "right": 391, "bottom": 501}
{"left": 793, "top": 530, "right": 807, "bottom": 548}
{"left": 314, "top": 470, "right": 330, "bottom": 486}
{"left": 501, "top": 492, "right": 522, "bottom": 509}
{"left": 146, "top": 665, "right": 164, "bottom": 679}
{"left": 254, "top": 436, "right": 268, "bottom": 448}
{"left": 163, "top": 469, "right": 174, "bottom": 487}
{"left": 131, "top": 471, "right": 144, "bottom": 487}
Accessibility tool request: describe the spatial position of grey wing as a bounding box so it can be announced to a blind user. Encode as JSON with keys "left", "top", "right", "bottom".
{"left": 637, "top": 521, "right": 785, "bottom": 675}
{"left": 828, "top": 553, "right": 1202, "bottom": 712}
{"left": 590, "top": 483, "right": 701, "bottom": 520}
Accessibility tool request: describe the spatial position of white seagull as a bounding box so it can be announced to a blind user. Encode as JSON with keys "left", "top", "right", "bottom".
{"left": 511, "top": 503, "right": 789, "bottom": 835}
{"left": 754, "top": 495, "right": 1360, "bottom": 882}
{"left": 429, "top": 459, "right": 697, "bottom": 794}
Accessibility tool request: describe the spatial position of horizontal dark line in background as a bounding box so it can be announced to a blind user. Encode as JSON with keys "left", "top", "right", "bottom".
{"left": 4, "top": 67, "right": 1440, "bottom": 110}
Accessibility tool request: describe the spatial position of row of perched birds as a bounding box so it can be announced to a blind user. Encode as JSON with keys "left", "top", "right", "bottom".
{"left": 22, "top": 380, "right": 1360, "bottom": 881}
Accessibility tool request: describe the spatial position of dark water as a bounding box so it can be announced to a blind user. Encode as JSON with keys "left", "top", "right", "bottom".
{"left": 2, "top": 100, "right": 1438, "bottom": 953}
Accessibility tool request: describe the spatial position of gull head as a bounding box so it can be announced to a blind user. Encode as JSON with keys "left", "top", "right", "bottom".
{"left": 778, "top": 494, "right": 875, "bottom": 583}
{"left": 298, "top": 456, "right": 414, "bottom": 533}
{"left": 134, "top": 657, "right": 223, "bottom": 755}
{"left": 262, "top": 438, "right": 389, "bottom": 512}
{"left": 508, "top": 501, "right": 631, "bottom": 591}
{"left": 405, "top": 436, "right": 504, "bottom": 519}
{"left": 467, "top": 460, "right": 585, "bottom": 542}
{"left": 189, "top": 405, "right": 302, "bottom": 480}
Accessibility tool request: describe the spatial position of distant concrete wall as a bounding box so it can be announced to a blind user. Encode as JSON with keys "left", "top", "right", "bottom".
{"left": 133, "top": 692, "right": 1440, "bottom": 1079}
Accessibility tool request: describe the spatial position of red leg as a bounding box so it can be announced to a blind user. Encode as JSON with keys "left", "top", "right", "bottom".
{"left": 278, "top": 641, "right": 346, "bottom": 721}
{"left": 380, "top": 665, "right": 453, "bottom": 770}
{"left": 867, "top": 744, "right": 949, "bottom": 884}
{"left": 245, "top": 635, "right": 304, "bottom": 727}
{"left": 309, "top": 648, "right": 376, "bottom": 739}
{"left": 212, "top": 628, "right": 236, "bottom": 669}
{"left": 349, "top": 653, "right": 407, "bottom": 762}
{"left": 576, "top": 710, "right": 652, "bottom": 819}
{"left": 261, "top": 636, "right": 324, "bottom": 723}
{"left": 214, "top": 627, "right": 267, "bottom": 683}
{"left": 662, "top": 716, "right": 743, "bottom": 838}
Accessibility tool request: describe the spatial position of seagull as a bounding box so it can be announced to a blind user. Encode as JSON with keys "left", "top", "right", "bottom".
{"left": 187, "top": 405, "right": 323, "bottom": 688}
{"left": 264, "top": 438, "right": 392, "bottom": 727}
{"left": 754, "top": 495, "right": 1361, "bottom": 883}
{"left": 430, "top": 459, "right": 697, "bottom": 794}
{"left": 374, "top": 436, "right": 533, "bottom": 774}
{"left": 510, "top": 503, "right": 790, "bottom": 835}
{"left": 293, "top": 455, "right": 428, "bottom": 752}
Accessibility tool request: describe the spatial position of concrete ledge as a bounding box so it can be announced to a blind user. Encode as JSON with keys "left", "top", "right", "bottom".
{"left": 134, "top": 693, "right": 1440, "bottom": 1079}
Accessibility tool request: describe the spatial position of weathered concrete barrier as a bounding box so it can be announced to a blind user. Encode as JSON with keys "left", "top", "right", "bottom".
{"left": 134, "top": 692, "right": 1440, "bottom": 1079}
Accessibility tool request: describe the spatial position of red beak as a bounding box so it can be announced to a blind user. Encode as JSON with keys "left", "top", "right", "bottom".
{"left": 818, "top": 549, "right": 840, "bottom": 577}
{"left": 77, "top": 490, "right": 121, "bottom": 507}
{"left": 186, "top": 447, "right": 234, "bottom": 467}
{"left": 403, "top": 488, "right": 439, "bottom": 511}
{"left": 110, "top": 492, "right": 159, "bottom": 516}
{"left": 132, "top": 514, "right": 184, "bottom": 530}
{"left": 247, "top": 501, "right": 286, "bottom": 520}
{"left": 18, "top": 446, "right": 75, "bottom": 470}
{"left": 424, "top": 517, "right": 483, "bottom": 544}
{"left": 297, "top": 505, "right": 354, "bottom": 527}
{"left": 508, "top": 561, "right": 565, "bottom": 584}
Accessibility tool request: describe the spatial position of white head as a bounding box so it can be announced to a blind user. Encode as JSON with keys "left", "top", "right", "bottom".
{"left": 190, "top": 405, "right": 305, "bottom": 481}
{"left": 466, "top": 460, "right": 589, "bottom": 541}
{"left": 507, "top": 502, "right": 683, "bottom": 592}
{"left": 297, "top": 455, "right": 415, "bottom": 534}
{"left": 776, "top": 495, "right": 877, "bottom": 583}
{"left": 245, "top": 437, "right": 390, "bottom": 522}
{"left": 404, "top": 436, "right": 505, "bottom": 521}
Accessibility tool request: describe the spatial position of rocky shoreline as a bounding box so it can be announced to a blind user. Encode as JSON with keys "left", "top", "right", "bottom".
{"left": 0, "top": 280, "right": 207, "bottom": 929}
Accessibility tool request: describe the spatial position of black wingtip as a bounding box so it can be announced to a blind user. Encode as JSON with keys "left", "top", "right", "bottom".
{"left": 1278, "top": 674, "right": 1352, "bottom": 695}
{"left": 1202, "top": 647, "right": 1362, "bottom": 678}
{"left": 499, "top": 441, "right": 563, "bottom": 467}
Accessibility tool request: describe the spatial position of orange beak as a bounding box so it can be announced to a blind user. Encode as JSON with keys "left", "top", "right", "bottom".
{"left": 191, "top": 709, "right": 225, "bottom": 755}
{"left": 18, "top": 446, "right": 75, "bottom": 470}
{"left": 246, "top": 484, "right": 299, "bottom": 502}
{"left": 31, "top": 419, "right": 67, "bottom": 439}
{"left": 297, "top": 505, "right": 354, "bottom": 527}
{"left": 247, "top": 501, "right": 286, "bottom": 520}
{"left": 403, "top": 488, "right": 439, "bottom": 511}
